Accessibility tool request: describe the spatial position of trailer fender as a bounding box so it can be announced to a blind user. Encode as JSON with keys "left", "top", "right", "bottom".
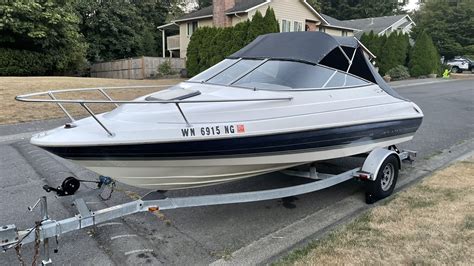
{"left": 360, "top": 148, "right": 401, "bottom": 181}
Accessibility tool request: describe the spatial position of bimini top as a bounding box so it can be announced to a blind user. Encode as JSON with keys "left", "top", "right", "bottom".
{"left": 192, "top": 32, "right": 403, "bottom": 100}
{"left": 228, "top": 32, "right": 402, "bottom": 99}
{"left": 230, "top": 32, "right": 363, "bottom": 63}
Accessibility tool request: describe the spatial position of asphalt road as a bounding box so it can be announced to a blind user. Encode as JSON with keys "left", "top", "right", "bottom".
{"left": 0, "top": 79, "right": 472, "bottom": 265}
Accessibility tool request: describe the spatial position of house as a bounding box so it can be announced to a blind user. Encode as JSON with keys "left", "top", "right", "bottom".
{"left": 340, "top": 14, "right": 415, "bottom": 39}
{"left": 157, "top": 0, "right": 358, "bottom": 59}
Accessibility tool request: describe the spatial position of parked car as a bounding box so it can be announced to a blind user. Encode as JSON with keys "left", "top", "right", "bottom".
{"left": 446, "top": 56, "right": 473, "bottom": 73}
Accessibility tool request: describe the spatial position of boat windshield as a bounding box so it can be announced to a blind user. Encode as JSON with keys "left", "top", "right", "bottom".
{"left": 190, "top": 59, "right": 238, "bottom": 82}
{"left": 189, "top": 59, "right": 370, "bottom": 90}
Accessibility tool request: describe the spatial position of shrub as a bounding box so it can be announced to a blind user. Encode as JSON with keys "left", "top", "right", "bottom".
{"left": 386, "top": 65, "right": 410, "bottom": 80}
{"left": 362, "top": 32, "right": 410, "bottom": 76}
{"left": 438, "top": 63, "right": 451, "bottom": 76}
{"left": 157, "top": 60, "right": 175, "bottom": 76}
{"left": 0, "top": 48, "right": 53, "bottom": 76}
{"left": 263, "top": 8, "right": 279, "bottom": 33}
{"left": 378, "top": 33, "right": 400, "bottom": 75}
{"left": 409, "top": 31, "right": 440, "bottom": 77}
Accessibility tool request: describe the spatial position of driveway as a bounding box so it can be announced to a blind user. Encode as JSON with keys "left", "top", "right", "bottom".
{"left": 0, "top": 79, "right": 472, "bottom": 265}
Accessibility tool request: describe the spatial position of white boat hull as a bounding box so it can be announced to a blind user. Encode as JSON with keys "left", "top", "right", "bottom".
{"left": 71, "top": 135, "right": 413, "bottom": 190}
{"left": 31, "top": 82, "right": 423, "bottom": 190}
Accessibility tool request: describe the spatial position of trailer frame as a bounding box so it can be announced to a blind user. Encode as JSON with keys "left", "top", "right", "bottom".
{"left": 0, "top": 148, "right": 415, "bottom": 265}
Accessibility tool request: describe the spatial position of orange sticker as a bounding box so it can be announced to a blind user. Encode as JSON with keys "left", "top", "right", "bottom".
{"left": 237, "top": 124, "right": 245, "bottom": 133}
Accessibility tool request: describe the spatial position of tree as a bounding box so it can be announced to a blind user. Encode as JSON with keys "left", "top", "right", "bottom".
{"left": 306, "top": 0, "right": 321, "bottom": 12}
{"left": 197, "top": 0, "right": 212, "bottom": 9}
{"left": 76, "top": 0, "right": 171, "bottom": 61}
{"left": 361, "top": 31, "right": 412, "bottom": 75}
{"left": 247, "top": 10, "right": 266, "bottom": 42}
{"left": 409, "top": 31, "right": 440, "bottom": 76}
{"left": 0, "top": 1, "right": 87, "bottom": 75}
{"left": 75, "top": 0, "right": 168, "bottom": 62}
{"left": 360, "top": 31, "right": 378, "bottom": 56}
{"left": 186, "top": 7, "right": 279, "bottom": 77}
{"left": 133, "top": 0, "right": 169, "bottom": 57}
{"left": 378, "top": 33, "right": 400, "bottom": 75}
{"left": 308, "top": 0, "right": 406, "bottom": 20}
{"left": 263, "top": 7, "right": 280, "bottom": 33}
{"left": 411, "top": 0, "right": 474, "bottom": 59}
{"left": 230, "top": 20, "right": 251, "bottom": 53}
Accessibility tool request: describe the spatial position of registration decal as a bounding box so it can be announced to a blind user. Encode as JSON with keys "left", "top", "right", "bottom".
{"left": 181, "top": 124, "right": 246, "bottom": 137}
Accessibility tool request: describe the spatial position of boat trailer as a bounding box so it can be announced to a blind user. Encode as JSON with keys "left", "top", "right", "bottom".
{"left": 0, "top": 148, "right": 415, "bottom": 265}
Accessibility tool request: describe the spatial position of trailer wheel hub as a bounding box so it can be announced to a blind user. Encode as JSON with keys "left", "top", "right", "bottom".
{"left": 381, "top": 163, "right": 395, "bottom": 191}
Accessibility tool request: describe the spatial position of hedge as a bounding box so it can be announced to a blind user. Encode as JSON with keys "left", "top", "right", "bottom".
{"left": 360, "top": 31, "right": 410, "bottom": 76}
{"left": 0, "top": 48, "right": 54, "bottom": 76}
{"left": 409, "top": 31, "right": 440, "bottom": 77}
{"left": 186, "top": 8, "right": 279, "bottom": 77}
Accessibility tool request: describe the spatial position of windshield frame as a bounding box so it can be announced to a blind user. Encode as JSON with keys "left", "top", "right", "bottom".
{"left": 186, "top": 58, "right": 375, "bottom": 91}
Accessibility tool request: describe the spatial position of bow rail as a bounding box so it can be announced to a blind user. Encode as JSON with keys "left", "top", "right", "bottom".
{"left": 15, "top": 85, "right": 292, "bottom": 136}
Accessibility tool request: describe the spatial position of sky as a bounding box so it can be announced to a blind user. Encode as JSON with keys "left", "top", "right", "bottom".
{"left": 405, "top": 0, "right": 420, "bottom": 11}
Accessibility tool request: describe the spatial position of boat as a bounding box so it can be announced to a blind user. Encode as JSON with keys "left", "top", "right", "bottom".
{"left": 21, "top": 32, "right": 423, "bottom": 190}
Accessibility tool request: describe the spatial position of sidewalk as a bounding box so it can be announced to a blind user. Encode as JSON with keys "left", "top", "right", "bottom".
{"left": 279, "top": 156, "right": 474, "bottom": 265}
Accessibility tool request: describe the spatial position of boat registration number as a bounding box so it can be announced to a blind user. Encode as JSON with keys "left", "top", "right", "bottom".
{"left": 181, "top": 124, "right": 245, "bottom": 137}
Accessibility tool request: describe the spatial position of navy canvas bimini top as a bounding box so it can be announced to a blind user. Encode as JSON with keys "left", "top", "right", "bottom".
{"left": 228, "top": 32, "right": 359, "bottom": 64}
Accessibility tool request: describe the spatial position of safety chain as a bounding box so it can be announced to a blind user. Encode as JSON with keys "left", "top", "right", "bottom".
{"left": 14, "top": 222, "right": 41, "bottom": 266}
{"left": 32, "top": 222, "right": 41, "bottom": 266}
{"left": 14, "top": 245, "right": 25, "bottom": 266}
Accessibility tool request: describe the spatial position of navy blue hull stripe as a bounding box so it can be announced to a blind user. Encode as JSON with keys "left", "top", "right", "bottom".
{"left": 41, "top": 118, "right": 422, "bottom": 160}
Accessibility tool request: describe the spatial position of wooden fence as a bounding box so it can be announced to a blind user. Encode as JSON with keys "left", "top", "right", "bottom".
{"left": 90, "top": 57, "right": 186, "bottom": 79}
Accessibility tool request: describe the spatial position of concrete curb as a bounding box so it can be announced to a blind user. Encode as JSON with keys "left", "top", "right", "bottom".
{"left": 391, "top": 79, "right": 453, "bottom": 89}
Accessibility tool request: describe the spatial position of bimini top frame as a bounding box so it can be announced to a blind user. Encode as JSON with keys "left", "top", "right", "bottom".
{"left": 15, "top": 85, "right": 292, "bottom": 136}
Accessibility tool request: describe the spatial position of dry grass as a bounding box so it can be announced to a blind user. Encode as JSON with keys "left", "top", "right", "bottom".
{"left": 280, "top": 157, "right": 474, "bottom": 265}
{"left": 0, "top": 77, "right": 184, "bottom": 125}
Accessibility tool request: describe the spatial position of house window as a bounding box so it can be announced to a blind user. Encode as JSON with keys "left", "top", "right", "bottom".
{"left": 342, "top": 30, "right": 348, "bottom": 37}
{"left": 281, "top": 19, "right": 291, "bottom": 32}
{"left": 187, "top": 21, "right": 198, "bottom": 36}
{"left": 294, "top": 21, "right": 303, "bottom": 32}
{"left": 319, "top": 27, "right": 326, "bottom": 33}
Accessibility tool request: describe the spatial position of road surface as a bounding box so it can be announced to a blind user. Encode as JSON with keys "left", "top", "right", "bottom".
{"left": 0, "top": 79, "right": 472, "bottom": 265}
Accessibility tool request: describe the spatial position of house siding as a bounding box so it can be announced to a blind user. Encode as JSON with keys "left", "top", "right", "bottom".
{"left": 180, "top": 18, "right": 214, "bottom": 58}
{"left": 176, "top": 0, "right": 355, "bottom": 58}
{"left": 231, "top": 13, "right": 249, "bottom": 26}
{"left": 248, "top": 0, "right": 321, "bottom": 30}
{"left": 320, "top": 27, "right": 354, "bottom": 37}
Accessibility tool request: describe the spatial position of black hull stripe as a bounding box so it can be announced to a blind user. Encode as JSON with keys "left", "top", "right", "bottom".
{"left": 41, "top": 118, "right": 422, "bottom": 160}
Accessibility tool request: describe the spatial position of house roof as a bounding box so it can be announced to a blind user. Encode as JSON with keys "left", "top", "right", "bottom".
{"left": 320, "top": 14, "right": 359, "bottom": 31}
{"left": 342, "top": 14, "right": 409, "bottom": 38}
{"left": 175, "top": 1, "right": 269, "bottom": 22}
{"left": 173, "top": 0, "right": 356, "bottom": 31}
{"left": 174, "top": 5, "right": 214, "bottom": 22}
{"left": 226, "top": 0, "right": 268, "bottom": 14}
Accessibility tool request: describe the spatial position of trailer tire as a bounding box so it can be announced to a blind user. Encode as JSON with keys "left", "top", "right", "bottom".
{"left": 365, "top": 155, "right": 399, "bottom": 204}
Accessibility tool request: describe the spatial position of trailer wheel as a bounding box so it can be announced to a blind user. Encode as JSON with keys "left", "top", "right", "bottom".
{"left": 365, "top": 155, "right": 399, "bottom": 204}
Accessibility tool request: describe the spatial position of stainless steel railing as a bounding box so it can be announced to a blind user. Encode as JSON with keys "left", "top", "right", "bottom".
{"left": 16, "top": 85, "right": 292, "bottom": 136}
